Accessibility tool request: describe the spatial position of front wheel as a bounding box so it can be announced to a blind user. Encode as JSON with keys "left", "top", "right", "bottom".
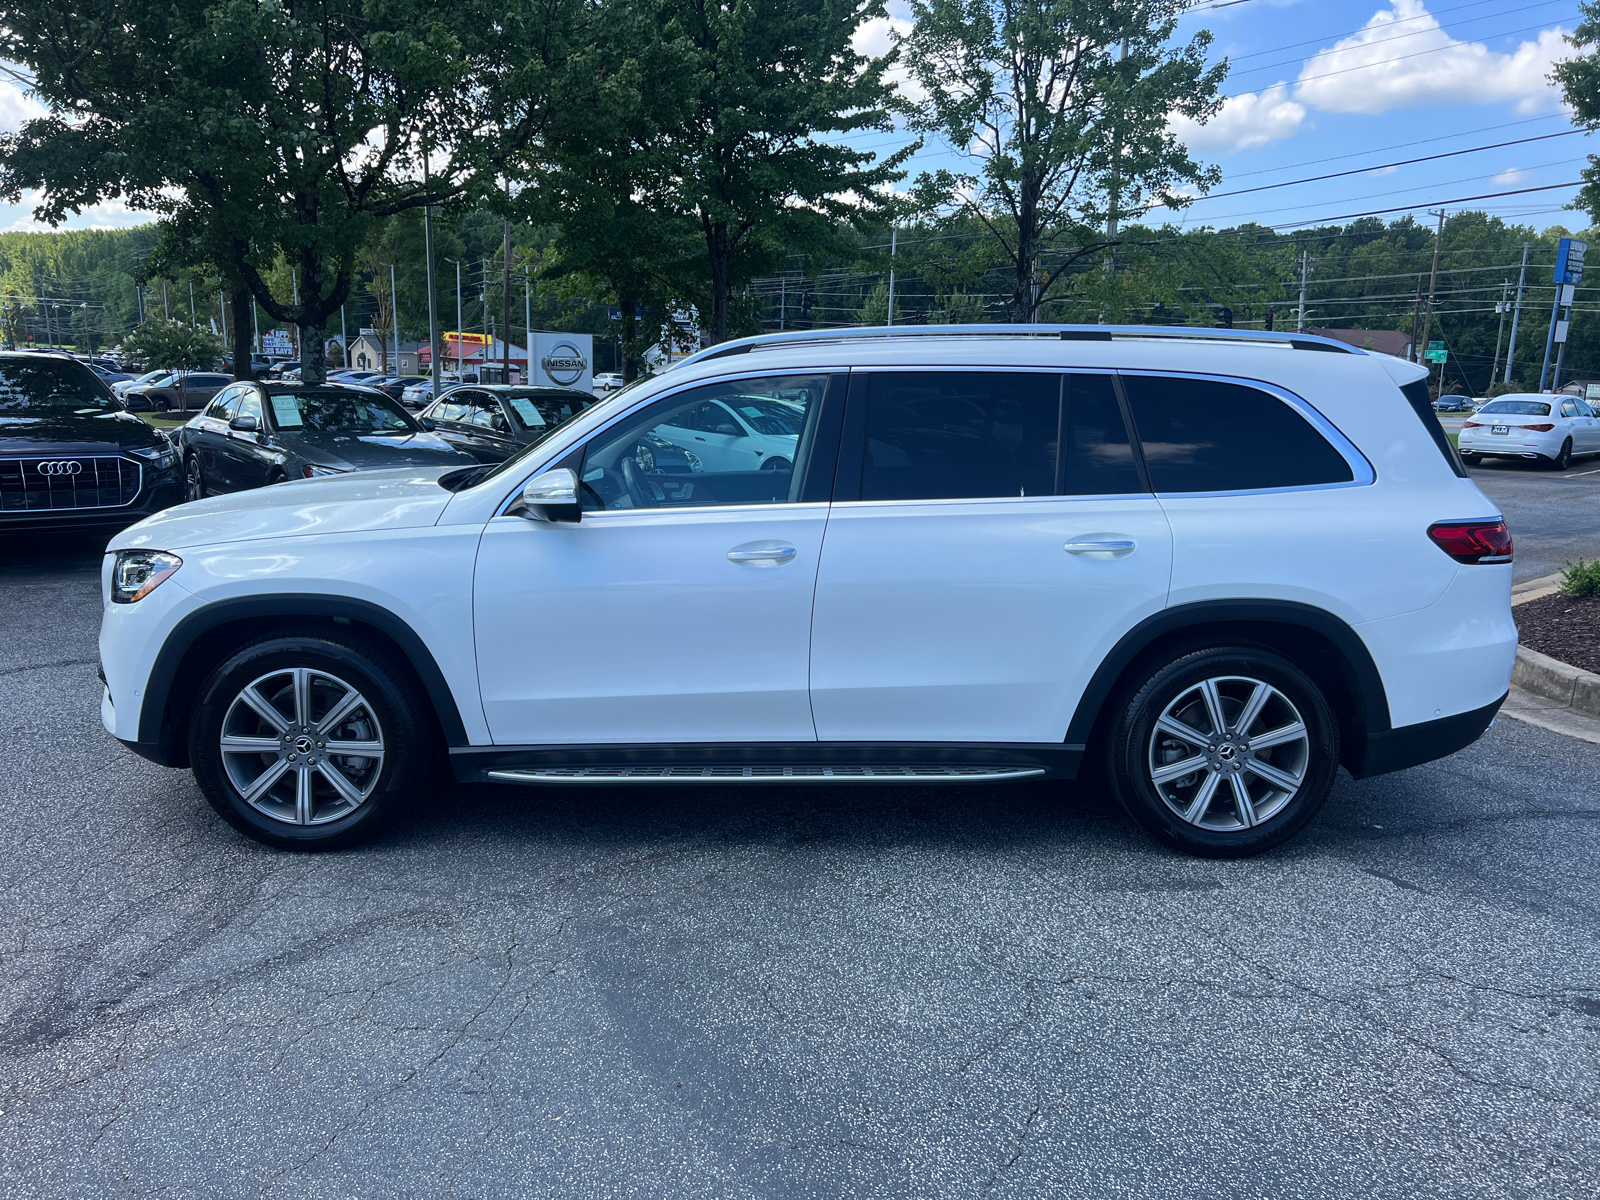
{"left": 760, "top": 456, "right": 792, "bottom": 472}
{"left": 188, "top": 629, "right": 435, "bottom": 850}
{"left": 1106, "top": 645, "right": 1340, "bottom": 858}
{"left": 183, "top": 454, "right": 205, "bottom": 502}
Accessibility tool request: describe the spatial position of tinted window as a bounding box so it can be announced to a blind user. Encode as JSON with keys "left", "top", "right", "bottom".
{"left": 1122, "top": 375, "right": 1354, "bottom": 493}
{"left": 266, "top": 389, "right": 416, "bottom": 433}
{"left": 1061, "top": 374, "right": 1143, "bottom": 495}
{"left": 1561, "top": 400, "right": 1580, "bottom": 417}
{"left": 861, "top": 372, "right": 1058, "bottom": 501}
{"left": 206, "top": 384, "right": 247, "bottom": 420}
{"left": 580, "top": 375, "right": 828, "bottom": 510}
{"left": 236, "top": 390, "right": 264, "bottom": 425}
{"left": 1479, "top": 400, "right": 1551, "bottom": 416}
{"left": 0, "top": 357, "right": 116, "bottom": 413}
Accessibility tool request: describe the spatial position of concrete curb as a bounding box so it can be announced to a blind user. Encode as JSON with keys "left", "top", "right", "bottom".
{"left": 1512, "top": 645, "right": 1600, "bottom": 720}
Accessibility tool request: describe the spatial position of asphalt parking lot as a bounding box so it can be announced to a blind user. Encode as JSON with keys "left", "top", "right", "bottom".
{"left": 3, "top": 478, "right": 1600, "bottom": 1197}
{"left": 1467, "top": 456, "right": 1600, "bottom": 582}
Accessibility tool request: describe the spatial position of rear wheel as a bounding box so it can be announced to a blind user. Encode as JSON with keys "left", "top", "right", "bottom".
{"left": 1106, "top": 645, "right": 1340, "bottom": 858}
{"left": 1459, "top": 452, "right": 1482, "bottom": 466}
{"left": 188, "top": 630, "right": 435, "bottom": 850}
{"left": 1548, "top": 439, "right": 1573, "bottom": 470}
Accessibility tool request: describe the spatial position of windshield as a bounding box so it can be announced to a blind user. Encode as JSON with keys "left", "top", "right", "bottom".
{"left": 727, "top": 396, "right": 807, "bottom": 436}
{"left": 0, "top": 357, "right": 117, "bottom": 414}
{"left": 267, "top": 389, "right": 418, "bottom": 433}
{"left": 506, "top": 389, "right": 595, "bottom": 430}
{"left": 1479, "top": 400, "right": 1551, "bottom": 416}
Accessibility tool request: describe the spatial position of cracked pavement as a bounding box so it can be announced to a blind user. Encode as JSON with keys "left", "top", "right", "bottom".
{"left": 2, "top": 532, "right": 1599, "bottom": 1199}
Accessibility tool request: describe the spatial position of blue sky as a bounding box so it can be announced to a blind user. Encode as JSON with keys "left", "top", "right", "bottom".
{"left": 0, "top": 0, "right": 1589, "bottom": 234}
{"left": 853, "top": 0, "right": 1589, "bottom": 234}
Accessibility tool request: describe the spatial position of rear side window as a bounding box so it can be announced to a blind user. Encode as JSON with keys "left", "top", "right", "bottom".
{"left": 861, "top": 372, "right": 1058, "bottom": 500}
{"left": 1121, "top": 375, "right": 1355, "bottom": 493}
{"left": 1399, "top": 379, "right": 1469, "bottom": 477}
{"left": 1061, "top": 374, "right": 1144, "bottom": 495}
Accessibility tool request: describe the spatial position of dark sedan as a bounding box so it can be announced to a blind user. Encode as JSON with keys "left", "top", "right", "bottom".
{"left": 420, "top": 384, "right": 598, "bottom": 463}
{"left": 123, "top": 371, "right": 235, "bottom": 414}
{"left": 174, "top": 381, "right": 477, "bottom": 499}
{"left": 0, "top": 352, "right": 182, "bottom": 532}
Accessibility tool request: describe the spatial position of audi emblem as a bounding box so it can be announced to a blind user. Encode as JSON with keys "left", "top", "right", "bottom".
{"left": 37, "top": 460, "right": 84, "bottom": 476}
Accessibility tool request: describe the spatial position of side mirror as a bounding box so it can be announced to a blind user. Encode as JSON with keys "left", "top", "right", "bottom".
{"left": 418, "top": 417, "right": 437, "bottom": 431}
{"left": 229, "top": 415, "right": 258, "bottom": 433}
{"left": 124, "top": 394, "right": 152, "bottom": 413}
{"left": 519, "top": 467, "right": 580, "bottom": 523}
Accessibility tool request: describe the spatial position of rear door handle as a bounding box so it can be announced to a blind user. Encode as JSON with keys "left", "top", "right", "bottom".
{"left": 1064, "top": 539, "right": 1136, "bottom": 557}
{"left": 728, "top": 542, "right": 797, "bottom": 566}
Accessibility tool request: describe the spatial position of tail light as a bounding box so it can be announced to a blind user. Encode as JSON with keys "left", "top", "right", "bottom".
{"left": 1461, "top": 420, "right": 1481, "bottom": 428}
{"left": 1427, "top": 520, "right": 1512, "bottom": 564}
{"left": 1522, "top": 423, "right": 1555, "bottom": 432}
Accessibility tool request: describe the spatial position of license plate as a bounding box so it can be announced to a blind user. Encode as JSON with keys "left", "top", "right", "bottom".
{"left": 1491, "top": 425, "right": 1509, "bottom": 434}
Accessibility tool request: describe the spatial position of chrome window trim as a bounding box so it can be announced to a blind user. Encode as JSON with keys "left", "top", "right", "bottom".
{"left": 1115, "top": 368, "right": 1375, "bottom": 495}
{"left": 830, "top": 492, "right": 1155, "bottom": 510}
{"left": 493, "top": 365, "right": 845, "bottom": 517}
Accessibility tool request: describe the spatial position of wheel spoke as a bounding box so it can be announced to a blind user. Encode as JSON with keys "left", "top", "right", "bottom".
{"left": 294, "top": 765, "right": 313, "bottom": 824}
{"left": 1156, "top": 715, "right": 1210, "bottom": 748}
{"left": 292, "top": 668, "right": 312, "bottom": 728}
{"left": 1152, "top": 754, "right": 1208, "bottom": 785}
{"left": 324, "top": 740, "right": 384, "bottom": 758}
{"left": 315, "top": 688, "right": 365, "bottom": 736}
{"left": 1198, "top": 679, "right": 1227, "bottom": 737}
{"left": 237, "top": 686, "right": 289, "bottom": 733}
{"left": 1250, "top": 721, "right": 1307, "bottom": 751}
{"left": 220, "top": 735, "right": 280, "bottom": 754}
{"left": 1245, "top": 757, "right": 1303, "bottom": 794}
{"left": 1182, "top": 771, "right": 1222, "bottom": 825}
{"left": 316, "top": 760, "right": 366, "bottom": 808}
{"left": 1233, "top": 683, "right": 1271, "bottom": 738}
{"left": 1229, "top": 774, "right": 1258, "bottom": 827}
{"left": 239, "top": 758, "right": 291, "bottom": 803}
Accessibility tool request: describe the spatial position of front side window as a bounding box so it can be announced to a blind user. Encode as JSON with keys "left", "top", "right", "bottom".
{"left": 235, "top": 390, "right": 264, "bottom": 426}
{"left": 1121, "top": 374, "right": 1354, "bottom": 493}
{"left": 206, "top": 385, "right": 247, "bottom": 420}
{"left": 580, "top": 374, "right": 829, "bottom": 510}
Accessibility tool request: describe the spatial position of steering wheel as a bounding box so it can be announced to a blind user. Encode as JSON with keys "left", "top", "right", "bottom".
{"left": 618, "top": 454, "right": 656, "bottom": 508}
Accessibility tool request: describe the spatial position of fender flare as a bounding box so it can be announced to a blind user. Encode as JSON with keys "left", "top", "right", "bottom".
{"left": 1064, "top": 598, "right": 1391, "bottom": 749}
{"left": 136, "top": 594, "right": 470, "bottom": 759}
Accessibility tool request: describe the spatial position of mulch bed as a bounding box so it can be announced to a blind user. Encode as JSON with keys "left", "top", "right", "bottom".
{"left": 1515, "top": 592, "right": 1600, "bottom": 675}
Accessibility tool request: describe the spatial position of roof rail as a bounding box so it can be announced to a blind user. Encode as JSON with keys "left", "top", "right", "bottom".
{"left": 673, "top": 324, "right": 1359, "bottom": 368}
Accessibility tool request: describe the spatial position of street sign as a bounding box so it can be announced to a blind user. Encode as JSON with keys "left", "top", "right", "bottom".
{"left": 1424, "top": 347, "right": 1448, "bottom": 363}
{"left": 1427, "top": 340, "right": 1444, "bottom": 351}
{"left": 1554, "top": 237, "right": 1587, "bottom": 285}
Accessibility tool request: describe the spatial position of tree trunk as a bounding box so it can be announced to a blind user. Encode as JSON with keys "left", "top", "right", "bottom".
{"left": 300, "top": 319, "right": 326, "bottom": 384}
{"left": 707, "top": 219, "right": 731, "bottom": 345}
{"left": 231, "top": 287, "right": 254, "bottom": 381}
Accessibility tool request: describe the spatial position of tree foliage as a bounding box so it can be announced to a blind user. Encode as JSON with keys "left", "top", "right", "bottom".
{"left": 901, "top": 0, "right": 1225, "bottom": 319}
{"left": 120, "top": 315, "right": 224, "bottom": 371}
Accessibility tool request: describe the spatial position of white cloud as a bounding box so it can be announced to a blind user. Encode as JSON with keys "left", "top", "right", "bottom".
{"left": 0, "top": 72, "right": 47, "bottom": 131}
{"left": 1170, "top": 81, "right": 1306, "bottom": 153}
{"left": 853, "top": 16, "right": 923, "bottom": 106}
{"left": 1293, "top": 0, "right": 1574, "bottom": 116}
{"left": 1492, "top": 167, "right": 1526, "bottom": 185}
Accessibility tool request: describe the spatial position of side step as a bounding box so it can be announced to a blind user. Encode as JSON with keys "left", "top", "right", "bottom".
{"left": 485, "top": 764, "right": 1047, "bottom": 785}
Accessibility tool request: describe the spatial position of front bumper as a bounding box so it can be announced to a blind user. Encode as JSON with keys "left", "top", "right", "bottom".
{"left": 0, "top": 474, "right": 181, "bottom": 533}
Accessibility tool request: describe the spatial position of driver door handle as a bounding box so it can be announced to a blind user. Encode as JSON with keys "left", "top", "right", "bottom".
{"left": 728, "top": 542, "right": 797, "bottom": 565}
{"left": 1064, "top": 539, "right": 1136, "bottom": 556}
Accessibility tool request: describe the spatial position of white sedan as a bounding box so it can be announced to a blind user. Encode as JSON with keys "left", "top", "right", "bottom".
{"left": 650, "top": 394, "right": 804, "bottom": 473}
{"left": 1458, "top": 394, "right": 1600, "bottom": 470}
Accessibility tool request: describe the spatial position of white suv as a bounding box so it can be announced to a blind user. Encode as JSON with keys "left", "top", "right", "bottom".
{"left": 99, "top": 327, "right": 1516, "bottom": 857}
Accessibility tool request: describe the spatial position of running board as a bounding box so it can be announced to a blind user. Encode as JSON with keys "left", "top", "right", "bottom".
{"left": 485, "top": 764, "right": 1047, "bottom": 785}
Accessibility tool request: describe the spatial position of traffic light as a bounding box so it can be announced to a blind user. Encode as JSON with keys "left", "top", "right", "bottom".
{"left": 1263, "top": 309, "right": 1274, "bottom": 331}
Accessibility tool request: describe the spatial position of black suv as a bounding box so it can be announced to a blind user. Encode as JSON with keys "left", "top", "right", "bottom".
{"left": 0, "top": 353, "right": 182, "bottom": 532}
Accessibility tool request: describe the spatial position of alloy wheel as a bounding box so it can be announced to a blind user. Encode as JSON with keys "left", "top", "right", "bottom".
{"left": 1147, "top": 675, "right": 1310, "bottom": 831}
{"left": 218, "top": 667, "right": 386, "bottom": 825}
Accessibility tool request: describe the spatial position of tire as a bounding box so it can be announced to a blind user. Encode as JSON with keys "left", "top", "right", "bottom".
{"left": 1106, "top": 645, "right": 1340, "bottom": 858}
{"left": 760, "top": 456, "right": 792, "bottom": 472}
{"left": 1548, "top": 439, "right": 1573, "bottom": 470}
{"left": 184, "top": 454, "right": 206, "bottom": 502}
{"left": 188, "top": 629, "right": 435, "bottom": 850}
{"left": 1459, "top": 452, "right": 1481, "bottom": 466}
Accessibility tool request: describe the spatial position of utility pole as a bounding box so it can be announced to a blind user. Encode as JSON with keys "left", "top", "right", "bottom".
{"left": 501, "top": 219, "right": 512, "bottom": 383}
{"left": 523, "top": 264, "right": 532, "bottom": 378}
{"left": 136, "top": 284, "right": 144, "bottom": 325}
{"left": 252, "top": 298, "right": 259, "bottom": 353}
{"left": 1101, "top": 36, "right": 1129, "bottom": 311}
{"left": 188, "top": 280, "right": 195, "bottom": 323}
{"left": 423, "top": 152, "right": 442, "bottom": 400}
{"left": 1490, "top": 280, "right": 1510, "bottom": 386}
{"left": 218, "top": 290, "right": 227, "bottom": 349}
{"left": 1417, "top": 209, "right": 1446, "bottom": 393}
{"left": 779, "top": 277, "right": 786, "bottom": 331}
{"left": 445, "top": 258, "right": 462, "bottom": 375}
{"left": 1505, "top": 241, "right": 1530, "bottom": 386}
{"left": 1409, "top": 274, "right": 1423, "bottom": 361}
{"left": 290, "top": 269, "right": 299, "bottom": 360}
{"left": 886, "top": 225, "right": 897, "bottom": 326}
{"left": 340, "top": 305, "right": 347, "bottom": 368}
{"left": 1296, "top": 250, "right": 1311, "bottom": 332}
{"left": 389, "top": 262, "right": 400, "bottom": 376}
{"left": 161, "top": 281, "right": 169, "bottom": 319}
{"left": 480, "top": 258, "right": 490, "bottom": 374}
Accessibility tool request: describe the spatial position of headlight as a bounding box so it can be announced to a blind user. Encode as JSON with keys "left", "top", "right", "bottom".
{"left": 128, "top": 438, "right": 179, "bottom": 471}
{"left": 302, "top": 463, "right": 351, "bottom": 478}
{"left": 111, "top": 550, "right": 182, "bottom": 604}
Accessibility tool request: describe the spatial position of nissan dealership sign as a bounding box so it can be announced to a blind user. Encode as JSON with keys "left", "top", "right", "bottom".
{"left": 532, "top": 332, "right": 593, "bottom": 391}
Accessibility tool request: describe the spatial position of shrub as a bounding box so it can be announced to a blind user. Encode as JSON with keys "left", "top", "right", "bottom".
{"left": 1559, "top": 558, "right": 1600, "bottom": 597}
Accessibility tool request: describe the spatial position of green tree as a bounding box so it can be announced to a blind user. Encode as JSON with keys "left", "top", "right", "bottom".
{"left": 121, "top": 316, "right": 224, "bottom": 410}
{"left": 0, "top": 0, "right": 590, "bottom": 382}
{"left": 901, "top": 0, "right": 1226, "bottom": 320}
{"left": 639, "top": 0, "right": 912, "bottom": 343}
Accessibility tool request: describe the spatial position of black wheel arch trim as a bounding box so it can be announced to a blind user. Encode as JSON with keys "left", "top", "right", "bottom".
{"left": 1065, "top": 598, "right": 1392, "bottom": 765}
{"left": 134, "top": 593, "right": 470, "bottom": 765}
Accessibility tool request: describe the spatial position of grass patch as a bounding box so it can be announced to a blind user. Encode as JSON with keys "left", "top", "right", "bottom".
{"left": 1561, "top": 558, "right": 1600, "bottom": 598}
